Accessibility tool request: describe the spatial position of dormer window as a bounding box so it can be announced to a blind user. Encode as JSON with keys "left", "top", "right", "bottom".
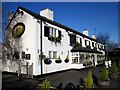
{"left": 69, "top": 34, "right": 76, "bottom": 46}
{"left": 92, "top": 42, "right": 94, "bottom": 47}
{"left": 89, "top": 41, "right": 91, "bottom": 46}
{"left": 80, "top": 38, "right": 82, "bottom": 44}
{"left": 85, "top": 40, "right": 87, "bottom": 46}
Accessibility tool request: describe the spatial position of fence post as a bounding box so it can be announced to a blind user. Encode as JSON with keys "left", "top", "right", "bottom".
{"left": 26, "top": 62, "right": 28, "bottom": 75}
{"left": 18, "top": 60, "right": 21, "bottom": 78}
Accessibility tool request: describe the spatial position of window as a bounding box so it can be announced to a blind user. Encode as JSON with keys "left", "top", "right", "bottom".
{"left": 49, "top": 51, "right": 52, "bottom": 58}
{"left": 76, "top": 37, "right": 80, "bottom": 43}
{"left": 26, "top": 54, "right": 30, "bottom": 60}
{"left": 95, "top": 43, "right": 97, "bottom": 48}
{"left": 49, "top": 28, "right": 52, "bottom": 36}
{"left": 53, "top": 28, "right": 55, "bottom": 37}
{"left": 89, "top": 41, "right": 91, "bottom": 46}
{"left": 22, "top": 51, "right": 25, "bottom": 59}
{"left": 72, "top": 52, "right": 78, "bottom": 63}
{"left": 44, "top": 26, "right": 50, "bottom": 37}
{"left": 85, "top": 40, "right": 87, "bottom": 46}
{"left": 80, "top": 38, "right": 82, "bottom": 44}
{"left": 70, "top": 34, "right": 76, "bottom": 46}
{"left": 53, "top": 51, "right": 57, "bottom": 59}
{"left": 54, "top": 29, "right": 56, "bottom": 37}
{"left": 92, "top": 42, "right": 94, "bottom": 47}
{"left": 58, "top": 30, "right": 61, "bottom": 40}
{"left": 49, "top": 51, "right": 57, "bottom": 59}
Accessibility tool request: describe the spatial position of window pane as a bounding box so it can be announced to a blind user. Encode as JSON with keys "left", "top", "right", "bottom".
{"left": 44, "top": 26, "right": 50, "bottom": 37}
{"left": 80, "top": 38, "right": 82, "bottom": 44}
{"left": 77, "top": 37, "right": 80, "bottom": 43}
{"left": 53, "top": 51, "right": 57, "bottom": 59}
{"left": 49, "top": 51, "right": 52, "bottom": 58}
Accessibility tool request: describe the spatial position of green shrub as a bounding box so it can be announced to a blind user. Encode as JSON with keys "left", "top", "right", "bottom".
{"left": 83, "top": 61, "right": 92, "bottom": 66}
{"left": 100, "top": 67, "right": 109, "bottom": 81}
{"left": 116, "top": 60, "right": 120, "bottom": 72}
{"left": 41, "top": 79, "right": 50, "bottom": 90}
{"left": 110, "top": 62, "right": 118, "bottom": 75}
{"left": 85, "top": 69, "right": 93, "bottom": 88}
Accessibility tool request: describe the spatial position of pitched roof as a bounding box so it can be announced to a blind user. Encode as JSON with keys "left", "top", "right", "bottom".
{"left": 6, "top": 6, "right": 104, "bottom": 44}
{"left": 71, "top": 45, "right": 103, "bottom": 54}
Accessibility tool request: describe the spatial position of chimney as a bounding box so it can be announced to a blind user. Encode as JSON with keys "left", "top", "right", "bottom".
{"left": 92, "top": 34, "right": 96, "bottom": 39}
{"left": 83, "top": 29, "right": 89, "bottom": 36}
{"left": 40, "top": 8, "right": 54, "bottom": 21}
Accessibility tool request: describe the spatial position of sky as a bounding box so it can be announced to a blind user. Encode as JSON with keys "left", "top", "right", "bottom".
{"left": 1, "top": 2, "right": 119, "bottom": 43}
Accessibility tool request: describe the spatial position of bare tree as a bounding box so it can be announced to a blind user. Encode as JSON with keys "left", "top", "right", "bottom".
{"left": 96, "top": 32, "right": 120, "bottom": 52}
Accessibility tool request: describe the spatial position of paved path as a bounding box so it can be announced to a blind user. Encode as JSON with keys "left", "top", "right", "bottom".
{"left": 36, "top": 65, "right": 120, "bottom": 89}
{"left": 2, "top": 64, "right": 120, "bottom": 89}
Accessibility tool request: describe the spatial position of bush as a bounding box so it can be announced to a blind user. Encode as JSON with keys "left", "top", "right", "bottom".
{"left": 85, "top": 69, "right": 93, "bottom": 88}
{"left": 116, "top": 60, "right": 120, "bottom": 72}
{"left": 110, "top": 62, "right": 118, "bottom": 75}
{"left": 41, "top": 79, "right": 50, "bottom": 90}
{"left": 99, "top": 67, "right": 109, "bottom": 81}
{"left": 83, "top": 61, "right": 92, "bottom": 66}
{"left": 97, "top": 60, "right": 103, "bottom": 64}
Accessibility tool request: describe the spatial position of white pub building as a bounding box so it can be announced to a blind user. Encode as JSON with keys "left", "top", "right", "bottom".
{"left": 3, "top": 6, "right": 107, "bottom": 76}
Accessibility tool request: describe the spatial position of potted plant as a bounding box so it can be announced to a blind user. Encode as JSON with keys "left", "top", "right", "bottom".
{"left": 64, "top": 55, "right": 69, "bottom": 63}
{"left": 98, "top": 67, "right": 109, "bottom": 87}
{"left": 109, "top": 62, "right": 119, "bottom": 80}
{"left": 85, "top": 69, "right": 94, "bottom": 88}
{"left": 41, "top": 79, "right": 50, "bottom": 90}
{"left": 55, "top": 56, "right": 62, "bottom": 63}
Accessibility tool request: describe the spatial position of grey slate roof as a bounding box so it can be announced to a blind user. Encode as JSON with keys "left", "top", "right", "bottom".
{"left": 6, "top": 6, "right": 104, "bottom": 44}
{"left": 71, "top": 45, "right": 103, "bottom": 54}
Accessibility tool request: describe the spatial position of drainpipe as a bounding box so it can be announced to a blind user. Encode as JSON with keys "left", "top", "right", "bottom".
{"left": 40, "top": 20, "right": 43, "bottom": 76}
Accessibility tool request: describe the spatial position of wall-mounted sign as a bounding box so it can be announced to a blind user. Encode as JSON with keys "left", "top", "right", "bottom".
{"left": 12, "top": 22, "right": 25, "bottom": 38}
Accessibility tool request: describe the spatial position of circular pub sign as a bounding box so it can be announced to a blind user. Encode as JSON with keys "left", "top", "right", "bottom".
{"left": 12, "top": 22, "right": 25, "bottom": 38}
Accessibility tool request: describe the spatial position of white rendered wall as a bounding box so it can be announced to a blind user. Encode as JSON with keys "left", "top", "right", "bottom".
{"left": 41, "top": 22, "right": 72, "bottom": 74}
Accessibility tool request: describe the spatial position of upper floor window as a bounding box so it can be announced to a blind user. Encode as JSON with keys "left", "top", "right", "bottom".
{"left": 76, "top": 37, "right": 80, "bottom": 43}
{"left": 92, "top": 42, "right": 94, "bottom": 47}
{"left": 89, "top": 41, "right": 91, "bottom": 46}
{"left": 44, "top": 26, "right": 62, "bottom": 42}
{"left": 80, "top": 38, "right": 82, "bottom": 44}
{"left": 69, "top": 34, "right": 76, "bottom": 46}
{"left": 44, "top": 26, "right": 50, "bottom": 37}
{"left": 85, "top": 40, "right": 87, "bottom": 46}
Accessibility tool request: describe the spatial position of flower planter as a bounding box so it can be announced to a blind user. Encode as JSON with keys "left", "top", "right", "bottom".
{"left": 44, "top": 58, "right": 52, "bottom": 65}
{"left": 64, "top": 59, "right": 69, "bottom": 63}
{"left": 98, "top": 80, "right": 110, "bottom": 87}
{"left": 110, "top": 73, "right": 120, "bottom": 80}
{"left": 55, "top": 60, "right": 62, "bottom": 63}
{"left": 55, "top": 56, "right": 62, "bottom": 63}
